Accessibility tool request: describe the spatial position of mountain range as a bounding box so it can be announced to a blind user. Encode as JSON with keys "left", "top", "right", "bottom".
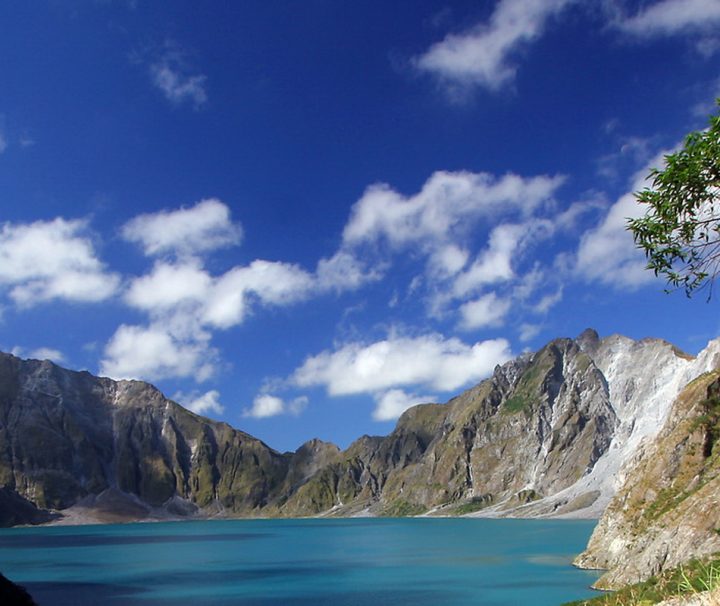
{"left": 1, "top": 328, "right": 720, "bottom": 587}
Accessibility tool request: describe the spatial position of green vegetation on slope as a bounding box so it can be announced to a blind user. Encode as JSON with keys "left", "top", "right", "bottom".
{"left": 503, "top": 345, "right": 560, "bottom": 414}
{"left": 563, "top": 555, "right": 720, "bottom": 606}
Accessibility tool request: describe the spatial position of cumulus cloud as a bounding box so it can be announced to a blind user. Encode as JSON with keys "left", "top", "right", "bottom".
{"left": 342, "top": 170, "right": 563, "bottom": 250}
{"left": 338, "top": 170, "right": 570, "bottom": 327}
{"left": 125, "top": 261, "right": 211, "bottom": 311}
{"left": 243, "top": 394, "right": 309, "bottom": 419}
{"left": 372, "top": 389, "right": 436, "bottom": 422}
{"left": 575, "top": 155, "right": 665, "bottom": 289}
{"left": 458, "top": 292, "right": 512, "bottom": 330}
{"left": 122, "top": 199, "right": 242, "bottom": 258}
{"left": 615, "top": 0, "right": 720, "bottom": 37}
{"left": 0, "top": 218, "right": 119, "bottom": 306}
{"left": 11, "top": 346, "right": 66, "bottom": 364}
{"left": 113, "top": 195, "right": 381, "bottom": 383}
{"left": 125, "top": 258, "right": 316, "bottom": 329}
{"left": 293, "top": 332, "right": 512, "bottom": 396}
{"left": 414, "top": 0, "right": 574, "bottom": 95}
{"left": 31, "top": 347, "right": 66, "bottom": 363}
{"left": 115, "top": 257, "right": 342, "bottom": 383}
{"left": 202, "top": 260, "right": 314, "bottom": 328}
{"left": 100, "top": 323, "right": 216, "bottom": 382}
{"left": 427, "top": 244, "right": 470, "bottom": 279}
{"left": 175, "top": 389, "right": 225, "bottom": 416}
{"left": 452, "top": 224, "right": 523, "bottom": 297}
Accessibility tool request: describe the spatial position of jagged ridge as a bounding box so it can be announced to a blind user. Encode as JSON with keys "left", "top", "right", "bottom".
{"left": 0, "top": 329, "right": 718, "bottom": 527}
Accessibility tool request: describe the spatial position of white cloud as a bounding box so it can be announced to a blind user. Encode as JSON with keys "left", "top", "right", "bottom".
{"left": 576, "top": 191, "right": 655, "bottom": 289}
{"left": 293, "top": 332, "right": 512, "bottom": 396}
{"left": 244, "top": 394, "right": 284, "bottom": 418}
{"left": 315, "top": 250, "right": 382, "bottom": 292}
{"left": 122, "top": 199, "right": 241, "bottom": 258}
{"left": 513, "top": 263, "right": 544, "bottom": 301}
{"left": 30, "top": 347, "right": 65, "bottom": 363}
{"left": 150, "top": 46, "right": 207, "bottom": 109}
{"left": 115, "top": 194, "right": 382, "bottom": 384}
{"left": 414, "top": 0, "right": 574, "bottom": 94}
{"left": 452, "top": 223, "right": 523, "bottom": 297}
{"left": 533, "top": 286, "right": 563, "bottom": 314}
{"left": 203, "top": 260, "right": 314, "bottom": 328}
{"left": 126, "top": 258, "right": 314, "bottom": 326}
{"left": 518, "top": 323, "right": 542, "bottom": 342}
{"left": 124, "top": 253, "right": 369, "bottom": 333}
{"left": 11, "top": 346, "right": 66, "bottom": 364}
{"left": 458, "top": 292, "right": 512, "bottom": 330}
{"left": 100, "top": 323, "right": 216, "bottom": 382}
{"left": 342, "top": 170, "right": 563, "bottom": 250}
{"left": 372, "top": 389, "right": 436, "bottom": 422}
{"left": 575, "top": 156, "right": 664, "bottom": 290}
{"left": 175, "top": 389, "right": 225, "bottom": 416}
{"left": 427, "top": 244, "right": 470, "bottom": 278}
{"left": 339, "top": 170, "right": 568, "bottom": 325}
{"left": 0, "top": 131, "right": 6, "bottom": 154}
{"left": 243, "top": 394, "right": 308, "bottom": 419}
{"left": 616, "top": 0, "right": 720, "bottom": 37}
{"left": 125, "top": 261, "right": 211, "bottom": 311}
{"left": 0, "top": 218, "right": 119, "bottom": 306}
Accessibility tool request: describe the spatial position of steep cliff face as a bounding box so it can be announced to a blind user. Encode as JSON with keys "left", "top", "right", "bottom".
{"left": 274, "top": 331, "right": 719, "bottom": 519}
{"left": 574, "top": 370, "right": 720, "bottom": 589}
{"left": 522, "top": 330, "right": 720, "bottom": 518}
{"left": 1, "top": 329, "right": 718, "bottom": 526}
{"left": 0, "top": 353, "right": 291, "bottom": 520}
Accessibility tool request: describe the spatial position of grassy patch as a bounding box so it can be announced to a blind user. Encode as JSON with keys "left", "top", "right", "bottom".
{"left": 504, "top": 395, "right": 529, "bottom": 414}
{"left": 449, "top": 495, "right": 494, "bottom": 515}
{"left": 501, "top": 346, "right": 558, "bottom": 415}
{"left": 563, "top": 555, "right": 720, "bottom": 606}
{"left": 382, "top": 500, "right": 427, "bottom": 517}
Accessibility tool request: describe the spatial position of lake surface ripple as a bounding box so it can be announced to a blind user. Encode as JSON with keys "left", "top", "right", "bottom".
{"left": 0, "top": 518, "right": 601, "bottom": 605}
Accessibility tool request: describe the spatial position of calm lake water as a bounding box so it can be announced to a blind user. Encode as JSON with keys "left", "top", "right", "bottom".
{"left": 0, "top": 518, "right": 601, "bottom": 606}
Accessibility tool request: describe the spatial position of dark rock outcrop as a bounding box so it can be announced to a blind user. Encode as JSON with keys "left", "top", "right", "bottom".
{"left": 0, "top": 487, "right": 56, "bottom": 527}
{"left": 0, "top": 353, "right": 291, "bottom": 522}
{"left": 0, "top": 573, "right": 37, "bottom": 606}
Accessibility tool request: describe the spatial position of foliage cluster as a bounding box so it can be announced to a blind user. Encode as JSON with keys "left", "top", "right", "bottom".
{"left": 630, "top": 101, "right": 720, "bottom": 297}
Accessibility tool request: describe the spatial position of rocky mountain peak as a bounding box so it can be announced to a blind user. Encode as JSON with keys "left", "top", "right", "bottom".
{"left": 576, "top": 328, "right": 600, "bottom": 352}
{"left": 1, "top": 330, "right": 718, "bottom": 526}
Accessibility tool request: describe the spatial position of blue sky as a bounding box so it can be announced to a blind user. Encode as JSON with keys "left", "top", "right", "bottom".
{"left": 1, "top": 0, "right": 720, "bottom": 452}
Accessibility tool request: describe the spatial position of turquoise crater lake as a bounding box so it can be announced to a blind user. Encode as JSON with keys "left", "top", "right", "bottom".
{"left": 0, "top": 518, "right": 601, "bottom": 605}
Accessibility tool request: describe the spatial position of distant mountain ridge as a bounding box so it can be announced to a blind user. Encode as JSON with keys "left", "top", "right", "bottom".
{"left": 1, "top": 329, "right": 719, "bottom": 528}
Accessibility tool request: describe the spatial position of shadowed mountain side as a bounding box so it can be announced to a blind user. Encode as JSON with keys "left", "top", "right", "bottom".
{"left": 0, "top": 352, "right": 291, "bottom": 521}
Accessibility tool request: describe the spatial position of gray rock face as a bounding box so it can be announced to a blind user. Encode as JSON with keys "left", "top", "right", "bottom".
{"left": 574, "top": 371, "right": 720, "bottom": 589}
{"left": 0, "top": 353, "right": 292, "bottom": 521}
{"left": 273, "top": 331, "right": 719, "bottom": 519}
{"left": 0, "top": 329, "right": 717, "bottom": 527}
